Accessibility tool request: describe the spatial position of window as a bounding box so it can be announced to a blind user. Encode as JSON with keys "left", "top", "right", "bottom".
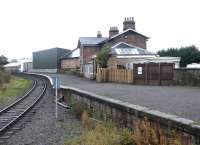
{"left": 137, "top": 67, "right": 143, "bottom": 75}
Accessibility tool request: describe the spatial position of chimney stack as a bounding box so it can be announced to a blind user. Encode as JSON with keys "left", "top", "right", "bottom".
{"left": 109, "top": 26, "right": 119, "bottom": 38}
{"left": 123, "top": 17, "right": 135, "bottom": 31}
{"left": 97, "top": 31, "right": 102, "bottom": 38}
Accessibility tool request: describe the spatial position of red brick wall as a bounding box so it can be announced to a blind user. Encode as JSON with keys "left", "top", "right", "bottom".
{"left": 103, "top": 31, "right": 147, "bottom": 49}
{"left": 83, "top": 46, "right": 100, "bottom": 63}
{"left": 61, "top": 58, "right": 80, "bottom": 69}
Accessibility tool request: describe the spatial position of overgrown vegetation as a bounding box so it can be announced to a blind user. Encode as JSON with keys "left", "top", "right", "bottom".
{"left": 158, "top": 45, "right": 200, "bottom": 67}
{"left": 64, "top": 97, "right": 184, "bottom": 145}
{"left": 132, "top": 117, "right": 182, "bottom": 145}
{"left": 70, "top": 98, "right": 88, "bottom": 119}
{"left": 0, "top": 69, "right": 11, "bottom": 92}
{"left": 59, "top": 68, "right": 80, "bottom": 76}
{"left": 64, "top": 111, "right": 133, "bottom": 145}
{"left": 0, "top": 55, "right": 8, "bottom": 68}
{"left": 0, "top": 75, "right": 32, "bottom": 105}
{"left": 96, "top": 47, "right": 110, "bottom": 68}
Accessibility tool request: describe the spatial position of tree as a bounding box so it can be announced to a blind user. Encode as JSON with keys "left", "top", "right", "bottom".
{"left": 95, "top": 47, "right": 110, "bottom": 68}
{"left": 0, "top": 55, "right": 8, "bottom": 68}
{"left": 158, "top": 45, "right": 200, "bottom": 67}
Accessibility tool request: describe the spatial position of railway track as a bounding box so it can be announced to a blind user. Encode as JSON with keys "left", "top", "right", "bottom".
{"left": 0, "top": 75, "right": 47, "bottom": 135}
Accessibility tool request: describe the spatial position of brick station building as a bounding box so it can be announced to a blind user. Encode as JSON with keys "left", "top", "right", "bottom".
{"left": 61, "top": 17, "right": 180, "bottom": 79}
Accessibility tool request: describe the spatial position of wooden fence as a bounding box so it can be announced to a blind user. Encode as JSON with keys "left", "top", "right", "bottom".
{"left": 96, "top": 63, "right": 175, "bottom": 85}
{"left": 96, "top": 68, "right": 134, "bottom": 83}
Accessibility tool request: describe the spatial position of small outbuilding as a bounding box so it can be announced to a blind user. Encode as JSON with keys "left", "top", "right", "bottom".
{"left": 4, "top": 62, "right": 21, "bottom": 73}
{"left": 4, "top": 58, "right": 33, "bottom": 73}
{"left": 60, "top": 48, "right": 80, "bottom": 70}
{"left": 32, "top": 47, "right": 70, "bottom": 73}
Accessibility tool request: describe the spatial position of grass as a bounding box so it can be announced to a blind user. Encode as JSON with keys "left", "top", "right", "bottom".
{"left": 64, "top": 115, "right": 184, "bottom": 145}
{"left": 191, "top": 121, "right": 200, "bottom": 126}
{"left": 0, "top": 76, "right": 32, "bottom": 105}
{"left": 64, "top": 96, "right": 184, "bottom": 145}
{"left": 64, "top": 122, "right": 133, "bottom": 145}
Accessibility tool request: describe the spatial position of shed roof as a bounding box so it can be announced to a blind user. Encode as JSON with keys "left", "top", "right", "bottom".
{"left": 61, "top": 48, "right": 80, "bottom": 59}
{"left": 34, "top": 47, "right": 70, "bottom": 53}
{"left": 4, "top": 62, "right": 21, "bottom": 67}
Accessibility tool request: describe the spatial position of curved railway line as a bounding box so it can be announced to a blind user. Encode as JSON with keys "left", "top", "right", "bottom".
{"left": 0, "top": 75, "right": 47, "bottom": 135}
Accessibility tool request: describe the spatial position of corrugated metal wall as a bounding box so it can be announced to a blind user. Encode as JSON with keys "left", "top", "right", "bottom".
{"left": 33, "top": 48, "right": 70, "bottom": 69}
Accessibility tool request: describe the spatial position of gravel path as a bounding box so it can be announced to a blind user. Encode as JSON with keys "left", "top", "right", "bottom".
{"left": 5, "top": 77, "right": 83, "bottom": 145}
{"left": 45, "top": 74, "right": 200, "bottom": 121}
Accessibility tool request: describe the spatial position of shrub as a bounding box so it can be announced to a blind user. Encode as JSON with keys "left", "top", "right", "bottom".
{"left": 64, "top": 123, "right": 127, "bottom": 145}
{"left": 0, "top": 70, "right": 11, "bottom": 84}
{"left": 65, "top": 98, "right": 183, "bottom": 145}
{"left": 0, "top": 70, "right": 11, "bottom": 92}
{"left": 96, "top": 47, "right": 110, "bottom": 68}
{"left": 2, "top": 72, "right": 11, "bottom": 83}
{"left": 69, "top": 98, "right": 87, "bottom": 119}
{"left": 131, "top": 117, "right": 182, "bottom": 145}
{"left": 64, "top": 114, "right": 183, "bottom": 145}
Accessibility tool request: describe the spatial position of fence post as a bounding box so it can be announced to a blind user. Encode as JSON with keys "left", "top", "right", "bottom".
{"left": 145, "top": 64, "right": 148, "bottom": 85}
{"left": 158, "top": 63, "right": 161, "bottom": 85}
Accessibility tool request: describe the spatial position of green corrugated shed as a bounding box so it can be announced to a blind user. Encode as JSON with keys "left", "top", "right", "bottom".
{"left": 33, "top": 47, "right": 70, "bottom": 70}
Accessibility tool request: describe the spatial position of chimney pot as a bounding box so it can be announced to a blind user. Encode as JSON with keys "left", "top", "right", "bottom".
{"left": 109, "top": 26, "right": 119, "bottom": 38}
{"left": 123, "top": 17, "right": 135, "bottom": 31}
{"left": 97, "top": 31, "right": 102, "bottom": 38}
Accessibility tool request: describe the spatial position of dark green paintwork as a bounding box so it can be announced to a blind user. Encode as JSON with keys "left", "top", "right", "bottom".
{"left": 33, "top": 48, "right": 70, "bottom": 69}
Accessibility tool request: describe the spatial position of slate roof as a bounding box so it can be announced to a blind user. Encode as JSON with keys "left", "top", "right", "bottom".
{"left": 61, "top": 48, "right": 80, "bottom": 59}
{"left": 79, "top": 37, "right": 108, "bottom": 46}
{"left": 78, "top": 29, "right": 148, "bottom": 47}
{"left": 110, "top": 42, "right": 155, "bottom": 55}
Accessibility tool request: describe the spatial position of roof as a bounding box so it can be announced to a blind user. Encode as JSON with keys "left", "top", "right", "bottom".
{"left": 4, "top": 62, "right": 21, "bottom": 68}
{"left": 34, "top": 47, "right": 70, "bottom": 53}
{"left": 109, "top": 28, "right": 149, "bottom": 40}
{"left": 61, "top": 48, "right": 80, "bottom": 59}
{"left": 79, "top": 37, "right": 108, "bottom": 46}
{"left": 78, "top": 29, "right": 148, "bottom": 47}
{"left": 110, "top": 42, "right": 155, "bottom": 56}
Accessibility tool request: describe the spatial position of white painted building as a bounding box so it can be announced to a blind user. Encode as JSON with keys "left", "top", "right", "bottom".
{"left": 187, "top": 63, "right": 200, "bottom": 68}
{"left": 4, "top": 58, "right": 32, "bottom": 73}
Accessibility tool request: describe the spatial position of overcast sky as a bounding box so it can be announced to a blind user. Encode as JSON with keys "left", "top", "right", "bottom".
{"left": 0, "top": 0, "right": 200, "bottom": 59}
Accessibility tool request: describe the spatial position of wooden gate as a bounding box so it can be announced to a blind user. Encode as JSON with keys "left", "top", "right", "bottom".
{"left": 134, "top": 63, "right": 174, "bottom": 85}
{"left": 133, "top": 64, "right": 146, "bottom": 84}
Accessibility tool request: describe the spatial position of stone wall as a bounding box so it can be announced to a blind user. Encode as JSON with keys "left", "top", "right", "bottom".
{"left": 175, "top": 68, "right": 200, "bottom": 86}
{"left": 60, "top": 86, "right": 200, "bottom": 145}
